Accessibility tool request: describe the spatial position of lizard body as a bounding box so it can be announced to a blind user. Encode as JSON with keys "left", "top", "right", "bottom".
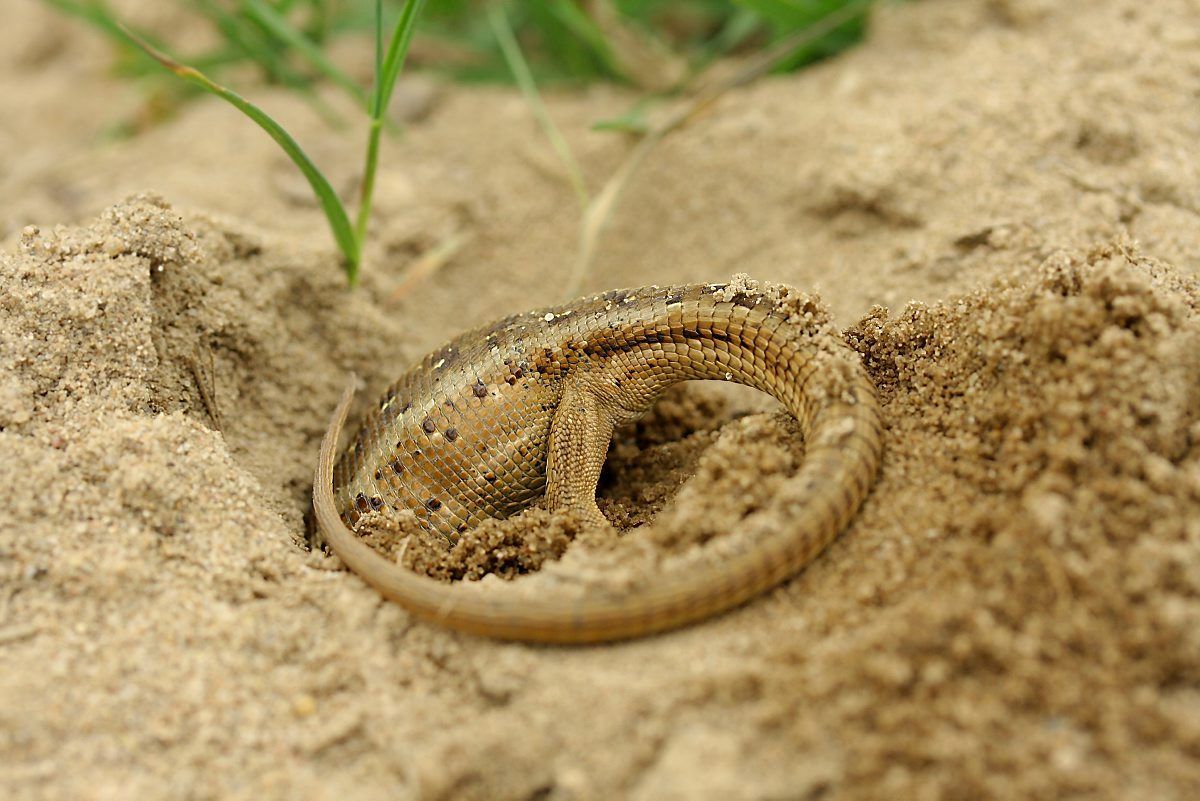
{"left": 313, "top": 277, "right": 882, "bottom": 643}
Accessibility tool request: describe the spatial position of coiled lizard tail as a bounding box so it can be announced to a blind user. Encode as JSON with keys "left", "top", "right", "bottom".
{"left": 314, "top": 275, "right": 883, "bottom": 642}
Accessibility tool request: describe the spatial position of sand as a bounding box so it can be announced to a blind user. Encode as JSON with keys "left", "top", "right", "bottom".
{"left": 3, "top": 0, "right": 1199, "bottom": 798}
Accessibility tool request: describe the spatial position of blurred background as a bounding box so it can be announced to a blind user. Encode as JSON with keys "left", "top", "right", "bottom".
{"left": 44, "top": 0, "right": 872, "bottom": 132}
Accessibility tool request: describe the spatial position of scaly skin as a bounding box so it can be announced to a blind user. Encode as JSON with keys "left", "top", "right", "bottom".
{"left": 313, "top": 277, "right": 882, "bottom": 643}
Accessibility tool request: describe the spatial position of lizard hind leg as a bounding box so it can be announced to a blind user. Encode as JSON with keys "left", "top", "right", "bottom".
{"left": 544, "top": 380, "right": 617, "bottom": 529}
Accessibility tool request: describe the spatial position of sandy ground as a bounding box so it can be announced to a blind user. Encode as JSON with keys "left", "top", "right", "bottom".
{"left": 3, "top": 0, "right": 1200, "bottom": 798}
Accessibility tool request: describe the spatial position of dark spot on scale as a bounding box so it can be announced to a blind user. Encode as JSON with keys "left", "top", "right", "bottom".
{"left": 445, "top": 428, "right": 459, "bottom": 442}
{"left": 425, "top": 498, "right": 442, "bottom": 512}
{"left": 422, "top": 418, "right": 437, "bottom": 434}
{"left": 732, "top": 293, "right": 758, "bottom": 309}
{"left": 457, "top": 523, "right": 468, "bottom": 533}
{"left": 473, "top": 381, "right": 488, "bottom": 398}
{"left": 665, "top": 292, "right": 683, "bottom": 305}
{"left": 354, "top": 493, "right": 369, "bottom": 512}
{"left": 484, "top": 471, "right": 497, "bottom": 484}
{"left": 374, "top": 469, "right": 383, "bottom": 481}
{"left": 369, "top": 496, "right": 384, "bottom": 511}
{"left": 444, "top": 399, "right": 456, "bottom": 410}
{"left": 402, "top": 401, "right": 412, "bottom": 413}
{"left": 412, "top": 450, "right": 422, "bottom": 459}
{"left": 390, "top": 459, "right": 404, "bottom": 475}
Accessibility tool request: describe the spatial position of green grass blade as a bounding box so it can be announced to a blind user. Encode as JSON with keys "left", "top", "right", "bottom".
{"left": 567, "top": 0, "right": 880, "bottom": 298}
{"left": 488, "top": 2, "right": 589, "bottom": 209}
{"left": 371, "top": 0, "right": 384, "bottom": 116}
{"left": 734, "top": 0, "right": 868, "bottom": 70}
{"left": 544, "top": 0, "right": 624, "bottom": 81}
{"left": 354, "top": 0, "right": 386, "bottom": 247}
{"left": 240, "top": 0, "right": 369, "bottom": 109}
{"left": 120, "top": 25, "right": 359, "bottom": 280}
{"left": 189, "top": 0, "right": 305, "bottom": 88}
{"left": 592, "top": 99, "right": 655, "bottom": 134}
{"left": 700, "top": 7, "right": 762, "bottom": 63}
{"left": 376, "top": 0, "right": 428, "bottom": 117}
{"left": 354, "top": 0, "right": 427, "bottom": 252}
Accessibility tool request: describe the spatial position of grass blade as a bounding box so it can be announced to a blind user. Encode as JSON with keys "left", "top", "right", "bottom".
{"left": 376, "top": 0, "right": 428, "bottom": 118}
{"left": 240, "top": 0, "right": 369, "bottom": 109}
{"left": 354, "top": 0, "right": 428, "bottom": 259}
{"left": 567, "top": 0, "right": 880, "bottom": 298}
{"left": 385, "top": 230, "right": 470, "bottom": 305}
{"left": 488, "top": 2, "right": 589, "bottom": 210}
{"left": 189, "top": 0, "right": 306, "bottom": 89}
{"left": 544, "top": 0, "right": 625, "bottom": 81}
{"left": 592, "top": 98, "right": 656, "bottom": 134}
{"left": 121, "top": 25, "right": 359, "bottom": 279}
{"left": 371, "top": 0, "right": 384, "bottom": 116}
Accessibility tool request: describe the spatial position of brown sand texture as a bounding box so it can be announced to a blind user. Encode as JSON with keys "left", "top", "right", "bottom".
{"left": 3, "top": 1, "right": 1200, "bottom": 799}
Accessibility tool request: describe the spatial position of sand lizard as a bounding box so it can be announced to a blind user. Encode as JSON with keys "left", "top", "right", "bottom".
{"left": 313, "top": 276, "right": 882, "bottom": 643}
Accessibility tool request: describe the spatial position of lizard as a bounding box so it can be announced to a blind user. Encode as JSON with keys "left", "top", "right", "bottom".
{"left": 313, "top": 275, "right": 883, "bottom": 643}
